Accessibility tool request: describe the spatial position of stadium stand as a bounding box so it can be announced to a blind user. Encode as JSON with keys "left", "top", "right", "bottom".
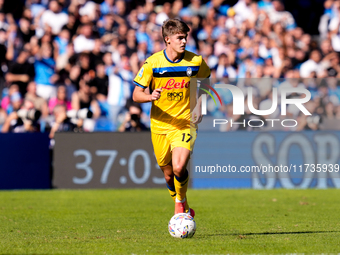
{"left": 0, "top": 0, "right": 339, "bottom": 133}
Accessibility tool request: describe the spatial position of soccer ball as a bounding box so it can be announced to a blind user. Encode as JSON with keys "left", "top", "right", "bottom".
{"left": 168, "top": 213, "right": 196, "bottom": 238}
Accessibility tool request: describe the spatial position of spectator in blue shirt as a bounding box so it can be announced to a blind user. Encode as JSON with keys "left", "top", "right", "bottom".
{"left": 34, "top": 43, "right": 58, "bottom": 100}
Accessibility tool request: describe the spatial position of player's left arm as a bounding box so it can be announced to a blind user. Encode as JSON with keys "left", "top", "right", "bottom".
{"left": 191, "top": 58, "right": 211, "bottom": 124}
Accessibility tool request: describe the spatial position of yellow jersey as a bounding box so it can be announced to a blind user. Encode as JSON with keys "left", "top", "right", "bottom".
{"left": 133, "top": 49, "right": 211, "bottom": 134}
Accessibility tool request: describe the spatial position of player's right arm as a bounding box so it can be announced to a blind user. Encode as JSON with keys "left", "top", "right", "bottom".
{"left": 132, "top": 60, "right": 162, "bottom": 103}
{"left": 133, "top": 86, "right": 162, "bottom": 103}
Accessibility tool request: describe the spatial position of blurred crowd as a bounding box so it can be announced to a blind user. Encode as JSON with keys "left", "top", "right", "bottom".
{"left": 0, "top": 0, "right": 339, "bottom": 134}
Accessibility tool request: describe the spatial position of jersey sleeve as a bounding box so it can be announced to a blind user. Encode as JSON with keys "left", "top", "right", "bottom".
{"left": 133, "top": 61, "right": 153, "bottom": 89}
{"left": 196, "top": 57, "right": 211, "bottom": 79}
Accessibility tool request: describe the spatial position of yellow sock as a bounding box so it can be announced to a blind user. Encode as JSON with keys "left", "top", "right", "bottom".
{"left": 174, "top": 169, "right": 189, "bottom": 202}
{"left": 185, "top": 196, "right": 190, "bottom": 213}
{"left": 167, "top": 185, "right": 190, "bottom": 212}
{"left": 167, "top": 183, "right": 176, "bottom": 202}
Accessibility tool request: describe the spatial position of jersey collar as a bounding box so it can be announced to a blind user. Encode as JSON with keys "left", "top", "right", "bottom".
{"left": 163, "top": 49, "right": 185, "bottom": 64}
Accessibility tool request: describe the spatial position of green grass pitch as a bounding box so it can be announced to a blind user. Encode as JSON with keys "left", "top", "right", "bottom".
{"left": 0, "top": 188, "right": 339, "bottom": 254}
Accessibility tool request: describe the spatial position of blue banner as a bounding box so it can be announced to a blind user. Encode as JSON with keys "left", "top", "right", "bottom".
{"left": 0, "top": 133, "right": 50, "bottom": 189}
{"left": 192, "top": 131, "right": 340, "bottom": 189}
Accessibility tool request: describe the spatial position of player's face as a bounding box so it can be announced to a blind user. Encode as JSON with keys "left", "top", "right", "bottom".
{"left": 167, "top": 33, "right": 188, "bottom": 54}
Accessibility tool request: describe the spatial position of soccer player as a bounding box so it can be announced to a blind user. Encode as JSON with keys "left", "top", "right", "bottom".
{"left": 133, "top": 19, "right": 210, "bottom": 216}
